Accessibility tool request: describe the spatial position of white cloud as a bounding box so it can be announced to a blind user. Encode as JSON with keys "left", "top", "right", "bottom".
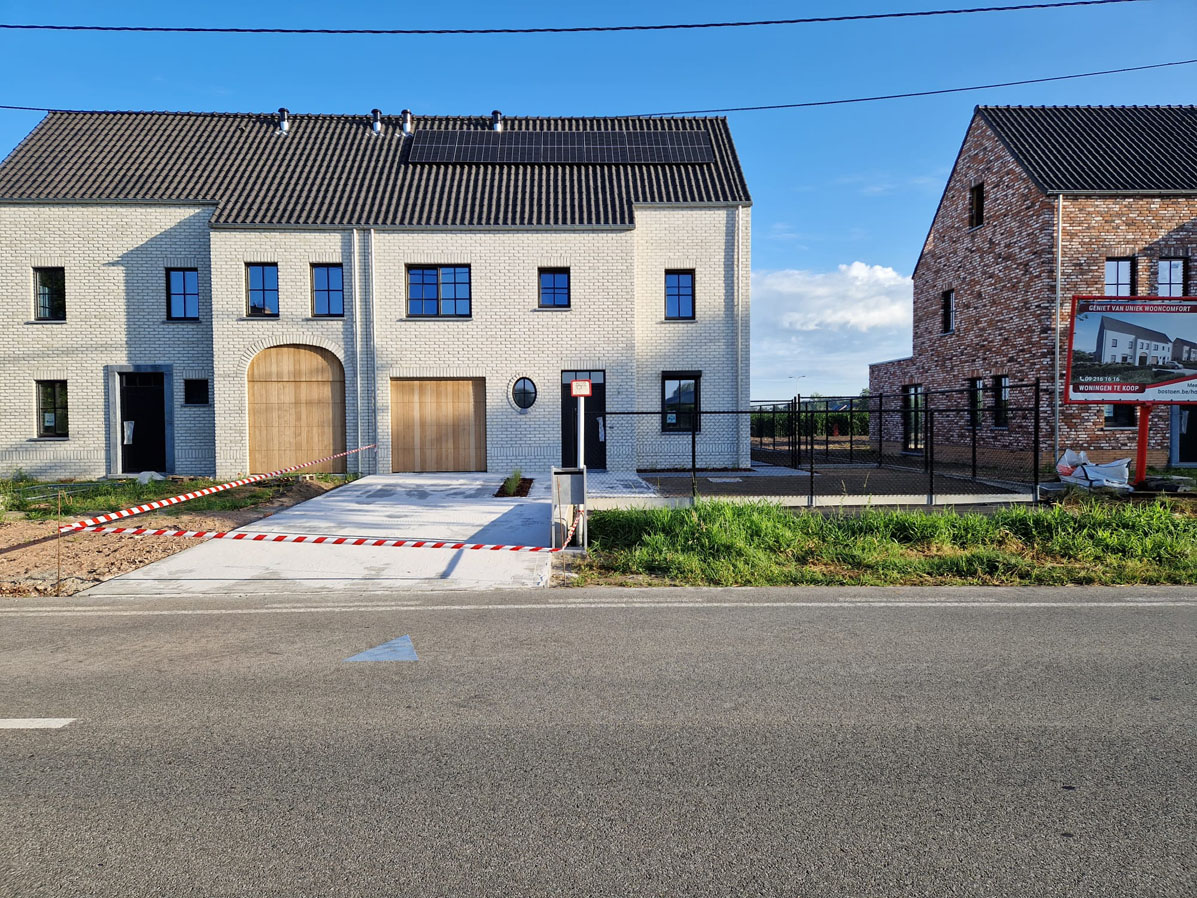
{"left": 751, "top": 262, "right": 913, "bottom": 397}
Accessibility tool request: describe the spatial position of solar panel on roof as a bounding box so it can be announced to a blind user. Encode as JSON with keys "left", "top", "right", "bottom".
{"left": 408, "top": 130, "right": 715, "bottom": 164}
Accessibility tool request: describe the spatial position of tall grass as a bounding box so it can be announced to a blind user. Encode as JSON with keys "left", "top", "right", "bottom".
{"left": 582, "top": 500, "right": 1197, "bottom": 586}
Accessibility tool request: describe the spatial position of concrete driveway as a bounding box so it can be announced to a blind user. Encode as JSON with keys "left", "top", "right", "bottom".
{"left": 84, "top": 474, "right": 557, "bottom": 596}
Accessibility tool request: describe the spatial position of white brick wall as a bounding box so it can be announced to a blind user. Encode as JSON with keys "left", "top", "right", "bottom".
{"left": 1, "top": 202, "right": 751, "bottom": 481}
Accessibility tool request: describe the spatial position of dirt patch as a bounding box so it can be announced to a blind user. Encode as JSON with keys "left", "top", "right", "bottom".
{"left": 494, "top": 478, "right": 535, "bottom": 498}
{"left": 0, "top": 479, "right": 339, "bottom": 597}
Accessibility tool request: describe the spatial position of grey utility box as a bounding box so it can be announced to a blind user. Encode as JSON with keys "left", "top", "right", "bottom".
{"left": 550, "top": 466, "right": 588, "bottom": 551}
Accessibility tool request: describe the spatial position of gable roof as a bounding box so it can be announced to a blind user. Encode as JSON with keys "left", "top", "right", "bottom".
{"left": 1098, "top": 315, "right": 1172, "bottom": 344}
{"left": 0, "top": 111, "right": 750, "bottom": 227}
{"left": 977, "top": 106, "right": 1197, "bottom": 194}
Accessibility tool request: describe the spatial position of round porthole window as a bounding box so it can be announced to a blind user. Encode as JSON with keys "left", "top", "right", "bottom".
{"left": 512, "top": 377, "right": 537, "bottom": 410}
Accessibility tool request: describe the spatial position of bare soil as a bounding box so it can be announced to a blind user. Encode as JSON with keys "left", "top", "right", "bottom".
{"left": 0, "top": 479, "right": 339, "bottom": 597}
{"left": 494, "top": 478, "right": 535, "bottom": 498}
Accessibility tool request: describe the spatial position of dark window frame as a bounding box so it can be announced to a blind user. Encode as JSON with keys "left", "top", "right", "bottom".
{"left": 406, "top": 265, "right": 472, "bottom": 318}
{"left": 183, "top": 378, "right": 210, "bottom": 406}
{"left": 246, "top": 263, "right": 280, "bottom": 317}
{"left": 537, "top": 268, "right": 570, "bottom": 308}
{"left": 166, "top": 268, "right": 199, "bottom": 320}
{"left": 1104, "top": 404, "right": 1136, "bottom": 429}
{"left": 1104, "top": 257, "right": 1135, "bottom": 296}
{"left": 33, "top": 267, "right": 66, "bottom": 321}
{"left": 661, "top": 370, "right": 701, "bottom": 433}
{"left": 993, "top": 374, "right": 1010, "bottom": 428}
{"left": 1158, "top": 258, "right": 1187, "bottom": 297}
{"left": 36, "top": 380, "right": 68, "bottom": 437}
{"left": 941, "top": 289, "right": 956, "bottom": 334}
{"left": 967, "top": 377, "right": 984, "bottom": 427}
{"left": 902, "top": 384, "right": 925, "bottom": 452}
{"left": 310, "top": 263, "right": 345, "bottom": 317}
{"left": 665, "top": 270, "right": 696, "bottom": 320}
{"left": 968, "top": 183, "right": 985, "bottom": 228}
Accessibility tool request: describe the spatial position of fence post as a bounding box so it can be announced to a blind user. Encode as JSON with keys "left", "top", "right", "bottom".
{"left": 691, "top": 412, "right": 698, "bottom": 500}
{"left": 848, "top": 397, "right": 854, "bottom": 464}
{"left": 808, "top": 407, "right": 816, "bottom": 508}
{"left": 1033, "top": 378, "right": 1042, "bottom": 505}
{"left": 790, "top": 396, "right": 799, "bottom": 469}
{"left": 971, "top": 400, "right": 978, "bottom": 482}
{"left": 927, "top": 409, "right": 935, "bottom": 505}
{"left": 877, "top": 392, "right": 884, "bottom": 467}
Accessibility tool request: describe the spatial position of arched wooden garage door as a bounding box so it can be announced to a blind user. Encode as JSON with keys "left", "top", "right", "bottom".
{"left": 248, "top": 345, "right": 346, "bottom": 474}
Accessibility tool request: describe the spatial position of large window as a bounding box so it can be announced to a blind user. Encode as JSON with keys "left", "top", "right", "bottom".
{"left": 902, "top": 384, "right": 924, "bottom": 452}
{"left": 941, "top": 289, "right": 955, "bottom": 334}
{"left": 968, "top": 183, "right": 984, "bottom": 228}
{"left": 311, "top": 264, "right": 344, "bottom": 316}
{"left": 662, "top": 372, "right": 700, "bottom": 432}
{"left": 408, "top": 266, "right": 471, "bottom": 317}
{"left": 538, "top": 269, "right": 570, "bottom": 308}
{"left": 36, "top": 380, "right": 68, "bottom": 437}
{"left": 166, "top": 268, "right": 199, "bottom": 320}
{"left": 246, "top": 264, "right": 279, "bottom": 316}
{"left": 665, "top": 270, "right": 695, "bottom": 320}
{"left": 1159, "top": 259, "right": 1186, "bottom": 297}
{"left": 993, "top": 374, "right": 1010, "bottom": 427}
{"left": 1105, "top": 258, "right": 1134, "bottom": 296}
{"left": 34, "top": 267, "right": 65, "bottom": 321}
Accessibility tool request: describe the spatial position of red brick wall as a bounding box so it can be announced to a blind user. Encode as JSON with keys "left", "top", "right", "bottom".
{"left": 870, "top": 113, "right": 1197, "bottom": 467}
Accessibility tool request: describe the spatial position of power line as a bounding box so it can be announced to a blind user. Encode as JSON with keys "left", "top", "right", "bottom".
{"left": 634, "top": 57, "right": 1197, "bottom": 116}
{"left": 0, "top": 2, "right": 1148, "bottom": 37}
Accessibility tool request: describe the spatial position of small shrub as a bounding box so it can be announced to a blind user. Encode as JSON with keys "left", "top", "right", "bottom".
{"left": 501, "top": 469, "right": 523, "bottom": 497}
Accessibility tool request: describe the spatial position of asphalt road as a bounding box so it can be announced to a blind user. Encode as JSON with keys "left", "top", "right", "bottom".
{"left": 1, "top": 586, "right": 1194, "bottom": 897}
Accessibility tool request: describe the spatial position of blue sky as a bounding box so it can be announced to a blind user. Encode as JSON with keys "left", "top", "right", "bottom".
{"left": 1, "top": 0, "right": 1195, "bottom": 396}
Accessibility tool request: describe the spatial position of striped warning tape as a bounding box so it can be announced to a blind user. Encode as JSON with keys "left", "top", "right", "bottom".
{"left": 58, "top": 444, "right": 377, "bottom": 533}
{"left": 71, "top": 507, "right": 586, "bottom": 554}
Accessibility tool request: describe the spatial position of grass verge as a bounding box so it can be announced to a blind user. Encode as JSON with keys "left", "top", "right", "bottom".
{"left": 575, "top": 499, "right": 1197, "bottom": 586}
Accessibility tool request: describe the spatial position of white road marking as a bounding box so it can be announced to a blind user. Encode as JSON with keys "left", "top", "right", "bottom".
{"left": 0, "top": 599, "right": 1193, "bottom": 618}
{"left": 0, "top": 718, "right": 75, "bottom": 729}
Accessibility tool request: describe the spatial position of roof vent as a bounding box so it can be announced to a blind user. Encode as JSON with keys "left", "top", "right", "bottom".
{"left": 371, "top": 108, "right": 382, "bottom": 135}
{"left": 491, "top": 109, "right": 503, "bottom": 133}
{"left": 401, "top": 109, "right": 413, "bottom": 137}
{"left": 278, "top": 107, "right": 290, "bottom": 135}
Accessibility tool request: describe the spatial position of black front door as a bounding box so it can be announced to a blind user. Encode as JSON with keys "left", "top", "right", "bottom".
{"left": 1179, "top": 405, "right": 1197, "bottom": 464}
{"left": 120, "top": 372, "right": 167, "bottom": 473}
{"left": 561, "top": 370, "right": 606, "bottom": 470}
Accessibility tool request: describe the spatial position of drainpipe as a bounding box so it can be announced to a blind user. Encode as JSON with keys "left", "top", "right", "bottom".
{"left": 1054, "top": 194, "right": 1063, "bottom": 462}
{"left": 368, "top": 228, "right": 378, "bottom": 474}
{"left": 352, "top": 228, "right": 362, "bottom": 467}
{"left": 734, "top": 205, "right": 746, "bottom": 467}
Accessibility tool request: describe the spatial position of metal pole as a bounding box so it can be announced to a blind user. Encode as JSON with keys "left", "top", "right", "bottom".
{"left": 577, "top": 394, "right": 585, "bottom": 469}
{"left": 794, "top": 394, "right": 801, "bottom": 469}
{"left": 808, "top": 407, "right": 816, "bottom": 508}
{"left": 927, "top": 409, "right": 935, "bottom": 506}
{"left": 877, "top": 392, "right": 884, "bottom": 468}
{"left": 691, "top": 412, "right": 698, "bottom": 499}
{"left": 824, "top": 403, "right": 829, "bottom": 463}
{"left": 1033, "top": 379, "right": 1042, "bottom": 505}
{"left": 848, "top": 397, "right": 854, "bottom": 464}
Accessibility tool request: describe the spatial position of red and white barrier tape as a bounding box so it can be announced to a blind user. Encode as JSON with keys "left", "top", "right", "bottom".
{"left": 71, "top": 507, "right": 586, "bottom": 554}
{"left": 58, "top": 444, "right": 377, "bottom": 533}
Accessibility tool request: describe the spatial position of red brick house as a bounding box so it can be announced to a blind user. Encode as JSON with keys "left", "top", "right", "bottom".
{"left": 870, "top": 106, "right": 1197, "bottom": 468}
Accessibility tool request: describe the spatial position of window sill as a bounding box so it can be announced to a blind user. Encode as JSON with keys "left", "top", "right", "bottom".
{"left": 29, "top": 436, "right": 69, "bottom": 442}
{"left": 26, "top": 319, "right": 67, "bottom": 325}
{"left": 938, "top": 330, "right": 955, "bottom": 336}
{"left": 181, "top": 403, "right": 211, "bottom": 408}
{"left": 238, "top": 316, "right": 281, "bottom": 321}
{"left": 164, "top": 318, "right": 201, "bottom": 323}
{"left": 304, "top": 316, "right": 344, "bottom": 320}
{"left": 404, "top": 316, "right": 473, "bottom": 321}
{"left": 968, "top": 224, "right": 983, "bottom": 232}
{"left": 533, "top": 306, "right": 572, "bottom": 312}
{"left": 1103, "top": 426, "right": 1138, "bottom": 431}
{"left": 661, "top": 430, "right": 702, "bottom": 436}
{"left": 662, "top": 318, "right": 696, "bottom": 323}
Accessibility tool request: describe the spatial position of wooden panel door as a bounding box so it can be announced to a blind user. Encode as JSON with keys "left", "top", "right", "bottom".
{"left": 248, "top": 345, "right": 347, "bottom": 474}
{"left": 390, "top": 378, "right": 486, "bottom": 472}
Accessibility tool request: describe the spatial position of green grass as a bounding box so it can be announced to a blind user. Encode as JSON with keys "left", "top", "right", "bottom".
{"left": 0, "top": 473, "right": 355, "bottom": 521}
{"left": 500, "top": 468, "right": 523, "bottom": 497}
{"left": 578, "top": 499, "right": 1197, "bottom": 586}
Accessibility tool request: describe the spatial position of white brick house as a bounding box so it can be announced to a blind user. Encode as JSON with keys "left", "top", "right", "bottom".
{"left": 0, "top": 110, "right": 751, "bottom": 479}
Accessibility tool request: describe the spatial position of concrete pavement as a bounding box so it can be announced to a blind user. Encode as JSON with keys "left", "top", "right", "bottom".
{"left": 1, "top": 585, "right": 1194, "bottom": 897}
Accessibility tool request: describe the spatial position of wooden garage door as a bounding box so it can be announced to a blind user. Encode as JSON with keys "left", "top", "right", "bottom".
{"left": 390, "top": 378, "right": 486, "bottom": 472}
{"left": 248, "top": 345, "right": 346, "bottom": 474}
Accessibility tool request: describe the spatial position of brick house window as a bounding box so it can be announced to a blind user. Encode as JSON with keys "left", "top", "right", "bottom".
{"left": 665, "top": 270, "right": 695, "bottom": 319}
{"left": 246, "top": 264, "right": 279, "bottom": 316}
{"left": 662, "top": 372, "right": 700, "bottom": 432}
{"left": 992, "top": 375, "right": 1010, "bottom": 427}
{"left": 183, "top": 379, "right": 210, "bottom": 405}
{"left": 34, "top": 267, "right": 66, "bottom": 320}
{"left": 1104, "top": 258, "right": 1134, "bottom": 296}
{"left": 166, "top": 268, "right": 199, "bottom": 320}
{"left": 36, "top": 380, "right": 68, "bottom": 437}
{"left": 1159, "top": 258, "right": 1186, "bottom": 297}
{"left": 902, "top": 384, "right": 924, "bottom": 452}
{"left": 311, "top": 264, "right": 344, "bottom": 316}
{"left": 968, "top": 183, "right": 984, "bottom": 228}
{"left": 1104, "top": 404, "right": 1136, "bottom": 428}
{"left": 538, "top": 269, "right": 570, "bottom": 308}
{"left": 407, "top": 266, "right": 471, "bottom": 317}
{"left": 967, "top": 377, "right": 984, "bottom": 427}
{"left": 941, "top": 290, "right": 955, "bottom": 334}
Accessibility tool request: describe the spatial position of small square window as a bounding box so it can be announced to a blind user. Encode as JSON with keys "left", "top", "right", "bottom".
{"left": 36, "top": 380, "right": 68, "bottom": 437}
{"left": 247, "top": 264, "right": 279, "bottom": 316}
{"left": 166, "top": 268, "right": 199, "bottom": 320}
{"left": 941, "top": 289, "right": 955, "bottom": 334}
{"left": 407, "top": 266, "right": 471, "bottom": 317}
{"left": 665, "top": 270, "right": 695, "bottom": 320}
{"left": 662, "top": 372, "right": 700, "bottom": 432}
{"left": 183, "top": 379, "right": 210, "bottom": 405}
{"left": 538, "top": 269, "right": 570, "bottom": 308}
{"left": 34, "top": 267, "right": 66, "bottom": 321}
{"left": 1104, "top": 405, "right": 1136, "bottom": 428}
{"left": 311, "top": 264, "right": 344, "bottom": 316}
{"left": 968, "top": 184, "right": 984, "bottom": 228}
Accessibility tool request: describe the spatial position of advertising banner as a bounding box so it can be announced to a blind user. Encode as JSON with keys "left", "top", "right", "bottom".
{"left": 1065, "top": 296, "right": 1197, "bottom": 404}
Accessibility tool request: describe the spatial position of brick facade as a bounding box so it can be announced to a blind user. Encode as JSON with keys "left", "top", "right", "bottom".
{"left": 870, "top": 113, "right": 1197, "bottom": 467}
